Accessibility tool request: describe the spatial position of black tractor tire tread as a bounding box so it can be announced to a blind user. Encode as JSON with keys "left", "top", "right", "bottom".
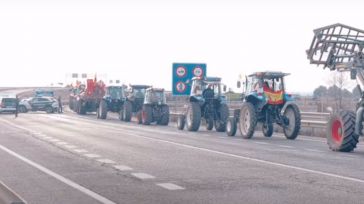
{"left": 142, "top": 104, "right": 153, "bottom": 125}
{"left": 239, "top": 102, "right": 257, "bottom": 139}
{"left": 226, "top": 117, "right": 237, "bottom": 136}
{"left": 123, "top": 101, "right": 132, "bottom": 122}
{"left": 186, "top": 102, "right": 201, "bottom": 131}
{"left": 158, "top": 105, "right": 169, "bottom": 126}
{"left": 283, "top": 104, "right": 301, "bottom": 140}
{"left": 177, "top": 115, "right": 185, "bottom": 130}
{"left": 99, "top": 100, "right": 108, "bottom": 119}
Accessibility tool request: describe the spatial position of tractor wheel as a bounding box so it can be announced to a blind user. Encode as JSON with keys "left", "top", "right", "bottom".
{"left": 19, "top": 105, "right": 28, "bottom": 113}
{"left": 177, "top": 115, "right": 185, "bottom": 130}
{"left": 206, "top": 118, "right": 214, "bottom": 130}
{"left": 77, "top": 100, "right": 86, "bottom": 115}
{"left": 122, "top": 101, "right": 132, "bottom": 122}
{"left": 239, "top": 102, "right": 257, "bottom": 139}
{"left": 158, "top": 105, "right": 169, "bottom": 126}
{"left": 215, "top": 103, "right": 229, "bottom": 132}
{"left": 98, "top": 100, "right": 107, "bottom": 119}
{"left": 326, "top": 110, "right": 359, "bottom": 152}
{"left": 262, "top": 123, "right": 274, "bottom": 137}
{"left": 142, "top": 104, "right": 153, "bottom": 125}
{"left": 283, "top": 104, "right": 301, "bottom": 140}
{"left": 136, "top": 111, "right": 143, "bottom": 124}
{"left": 186, "top": 102, "right": 201, "bottom": 131}
{"left": 226, "top": 117, "right": 237, "bottom": 136}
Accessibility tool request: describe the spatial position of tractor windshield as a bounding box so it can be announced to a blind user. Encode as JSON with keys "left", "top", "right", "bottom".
{"left": 133, "top": 88, "right": 146, "bottom": 98}
{"left": 262, "top": 77, "right": 284, "bottom": 92}
{"left": 108, "top": 86, "right": 125, "bottom": 99}
{"left": 145, "top": 90, "right": 166, "bottom": 104}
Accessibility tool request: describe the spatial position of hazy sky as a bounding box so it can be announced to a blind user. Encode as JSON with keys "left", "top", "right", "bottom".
{"left": 0, "top": 0, "right": 363, "bottom": 94}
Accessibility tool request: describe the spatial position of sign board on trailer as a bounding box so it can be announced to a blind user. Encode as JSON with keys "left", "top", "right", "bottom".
{"left": 172, "top": 63, "right": 206, "bottom": 95}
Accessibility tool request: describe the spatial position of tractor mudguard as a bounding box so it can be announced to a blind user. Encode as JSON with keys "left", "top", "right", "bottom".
{"left": 280, "top": 101, "right": 297, "bottom": 115}
{"left": 355, "top": 106, "right": 364, "bottom": 136}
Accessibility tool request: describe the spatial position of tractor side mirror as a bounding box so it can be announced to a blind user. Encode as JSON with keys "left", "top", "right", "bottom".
{"left": 351, "top": 69, "right": 357, "bottom": 80}
{"left": 237, "top": 81, "right": 241, "bottom": 88}
{"left": 223, "top": 85, "right": 227, "bottom": 92}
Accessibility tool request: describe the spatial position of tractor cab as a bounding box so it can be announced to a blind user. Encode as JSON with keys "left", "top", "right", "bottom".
{"left": 190, "top": 77, "right": 226, "bottom": 101}
{"left": 144, "top": 88, "right": 166, "bottom": 105}
{"left": 128, "top": 85, "right": 151, "bottom": 99}
{"left": 106, "top": 85, "right": 126, "bottom": 100}
{"left": 244, "top": 72, "right": 290, "bottom": 105}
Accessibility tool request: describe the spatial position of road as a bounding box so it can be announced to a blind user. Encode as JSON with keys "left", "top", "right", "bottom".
{"left": 0, "top": 109, "right": 364, "bottom": 204}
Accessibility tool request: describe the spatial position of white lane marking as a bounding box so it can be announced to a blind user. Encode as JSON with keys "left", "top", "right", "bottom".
{"left": 113, "top": 165, "right": 133, "bottom": 171}
{"left": 73, "top": 149, "right": 88, "bottom": 153}
{"left": 0, "top": 144, "right": 116, "bottom": 204}
{"left": 304, "top": 148, "right": 325, "bottom": 153}
{"left": 84, "top": 154, "right": 101, "bottom": 158}
{"left": 64, "top": 145, "right": 77, "bottom": 149}
{"left": 131, "top": 173, "right": 155, "bottom": 180}
{"left": 56, "top": 142, "right": 68, "bottom": 145}
{"left": 43, "top": 137, "right": 53, "bottom": 140}
{"left": 278, "top": 145, "right": 293, "bottom": 148}
{"left": 49, "top": 139, "right": 61, "bottom": 142}
{"left": 97, "top": 159, "right": 116, "bottom": 164}
{"left": 124, "top": 133, "right": 364, "bottom": 184}
{"left": 156, "top": 183, "right": 185, "bottom": 190}
{"left": 254, "top": 141, "right": 269, "bottom": 145}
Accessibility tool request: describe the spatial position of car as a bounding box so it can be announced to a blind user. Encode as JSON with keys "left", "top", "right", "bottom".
{"left": 0, "top": 95, "right": 17, "bottom": 113}
{"left": 19, "top": 96, "right": 59, "bottom": 113}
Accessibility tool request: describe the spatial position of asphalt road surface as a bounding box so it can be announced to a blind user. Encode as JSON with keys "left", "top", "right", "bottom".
{"left": 1, "top": 109, "right": 364, "bottom": 204}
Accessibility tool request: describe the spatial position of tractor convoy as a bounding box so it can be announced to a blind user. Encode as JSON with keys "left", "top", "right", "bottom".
{"left": 50, "top": 23, "right": 364, "bottom": 153}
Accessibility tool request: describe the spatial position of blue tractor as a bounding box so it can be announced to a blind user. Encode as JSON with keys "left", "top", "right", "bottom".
{"left": 97, "top": 85, "right": 127, "bottom": 119}
{"left": 177, "top": 77, "right": 229, "bottom": 132}
{"left": 226, "top": 72, "right": 301, "bottom": 139}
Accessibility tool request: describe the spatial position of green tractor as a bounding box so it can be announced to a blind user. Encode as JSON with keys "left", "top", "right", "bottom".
{"left": 97, "top": 85, "right": 127, "bottom": 119}
{"left": 120, "top": 85, "right": 151, "bottom": 122}
{"left": 226, "top": 72, "right": 301, "bottom": 139}
{"left": 140, "top": 88, "right": 170, "bottom": 125}
{"left": 177, "top": 77, "right": 229, "bottom": 132}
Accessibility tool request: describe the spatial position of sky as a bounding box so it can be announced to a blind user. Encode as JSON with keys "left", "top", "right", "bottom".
{"left": 0, "top": 0, "right": 363, "bottom": 94}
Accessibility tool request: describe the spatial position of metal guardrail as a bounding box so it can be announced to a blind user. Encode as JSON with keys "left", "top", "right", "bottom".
{"left": 0, "top": 181, "right": 26, "bottom": 204}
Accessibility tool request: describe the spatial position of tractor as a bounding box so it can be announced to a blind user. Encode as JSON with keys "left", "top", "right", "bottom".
{"left": 140, "top": 88, "right": 170, "bottom": 125}
{"left": 306, "top": 23, "right": 364, "bottom": 152}
{"left": 177, "top": 76, "right": 229, "bottom": 132}
{"left": 226, "top": 71, "right": 301, "bottom": 140}
{"left": 120, "top": 85, "right": 151, "bottom": 122}
{"left": 69, "top": 79, "right": 105, "bottom": 115}
{"left": 97, "top": 85, "right": 127, "bottom": 119}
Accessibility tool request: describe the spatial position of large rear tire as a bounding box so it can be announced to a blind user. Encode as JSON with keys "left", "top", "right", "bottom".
{"left": 122, "top": 101, "right": 132, "bottom": 122}
{"left": 177, "top": 115, "right": 185, "bottom": 130}
{"left": 239, "top": 102, "right": 257, "bottom": 139}
{"left": 98, "top": 100, "right": 108, "bottom": 119}
{"left": 327, "top": 110, "right": 359, "bottom": 152}
{"left": 283, "top": 104, "right": 301, "bottom": 140}
{"left": 262, "top": 123, "right": 273, "bottom": 137}
{"left": 186, "top": 102, "right": 201, "bottom": 131}
{"left": 19, "top": 105, "right": 28, "bottom": 113}
{"left": 142, "top": 104, "right": 153, "bottom": 125}
{"left": 206, "top": 118, "right": 214, "bottom": 130}
{"left": 215, "top": 103, "right": 229, "bottom": 132}
{"left": 158, "top": 105, "right": 169, "bottom": 126}
{"left": 226, "top": 117, "right": 237, "bottom": 136}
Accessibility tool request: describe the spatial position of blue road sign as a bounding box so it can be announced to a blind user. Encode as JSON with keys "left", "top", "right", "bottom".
{"left": 172, "top": 63, "right": 207, "bottom": 95}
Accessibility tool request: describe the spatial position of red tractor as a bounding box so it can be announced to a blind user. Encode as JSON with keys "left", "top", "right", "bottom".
{"left": 69, "top": 79, "right": 106, "bottom": 115}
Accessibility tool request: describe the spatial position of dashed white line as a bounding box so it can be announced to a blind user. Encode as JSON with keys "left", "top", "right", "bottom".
{"left": 64, "top": 145, "right": 77, "bottom": 149}
{"left": 254, "top": 141, "right": 269, "bottom": 145}
{"left": 84, "top": 154, "right": 101, "bottom": 158}
{"left": 156, "top": 183, "right": 185, "bottom": 190}
{"left": 49, "top": 139, "right": 61, "bottom": 142}
{"left": 131, "top": 173, "right": 155, "bottom": 180}
{"left": 97, "top": 159, "right": 116, "bottom": 164}
{"left": 56, "top": 142, "right": 68, "bottom": 145}
{"left": 73, "top": 149, "right": 88, "bottom": 153}
{"left": 113, "top": 165, "right": 133, "bottom": 171}
{"left": 0, "top": 144, "right": 116, "bottom": 204}
{"left": 278, "top": 145, "right": 293, "bottom": 148}
{"left": 304, "top": 148, "right": 325, "bottom": 153}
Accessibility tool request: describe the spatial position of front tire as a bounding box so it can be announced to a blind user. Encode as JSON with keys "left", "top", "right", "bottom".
{"left": 19, "top": 105, "right": 28, "bottom": 113}
{"left": 226, "top": 117, "right": 237, "bottom": 136}
{"left": 283, "top": 104, "right": 301, "bottom": 140}
{"left": 206, "top": 118, "right": 214, "bottom": 130}
{"left": 158, "top": 105, "right": 169, "bottom": 126}
{"left": 122, "top": 101, "right": 132, "bottom": 122}
{"left": 142, "top": 104, "right": 153, "bottom": 125}
{"left": 262, "top": 123, "right": 273, "bottom": 137}
{"left": 177, "top": 115, "right": 185, "bottom": 130}
{"left": 327, "top": 110, "right": 358, "bottom": 152}
{"left": 239, "top": 102, "right": 257, "bottom": 139}
{"left": 215, "top": 103, "right": 229, "bottom": 132}
{"left": 186, "top": 102, "right": 201, "bottom": 131}
{"left": 98, "top": 100, "right": 108, "bottom": 119}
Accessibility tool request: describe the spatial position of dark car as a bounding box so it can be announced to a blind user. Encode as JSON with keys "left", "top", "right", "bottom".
{"left": 19, "top": 97, "right": 59, "bottom": 113}
{"left": 0, "top": 96, "right": 17, "bottom": 113}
